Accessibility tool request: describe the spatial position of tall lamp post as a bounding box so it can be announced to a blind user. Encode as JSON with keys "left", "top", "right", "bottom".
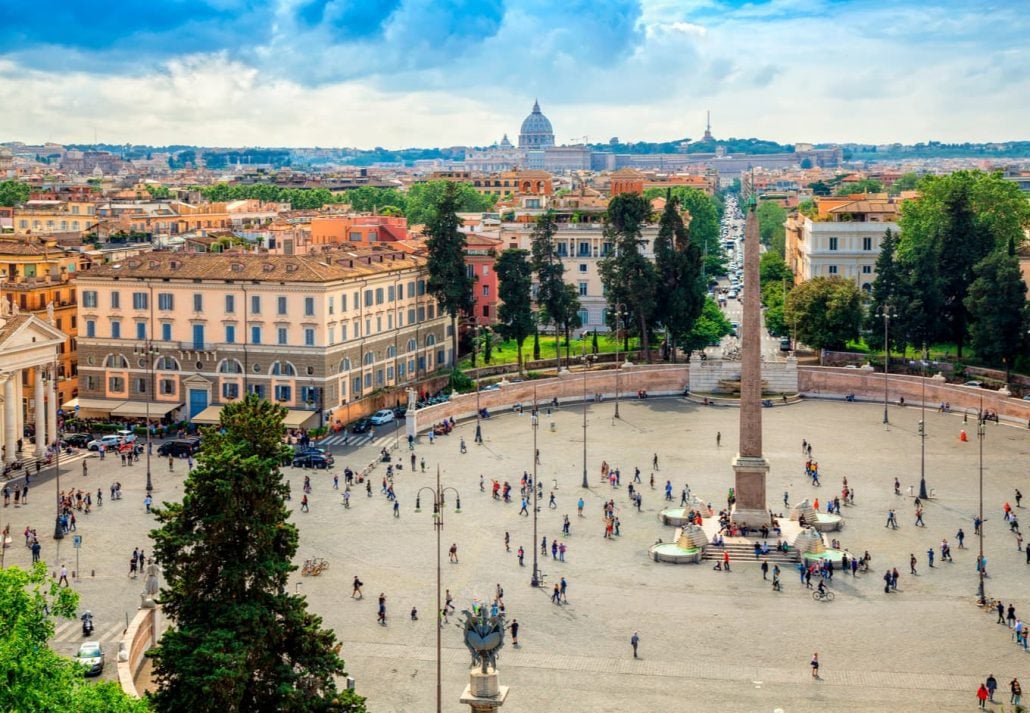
{"left": 612, "top": 303, "right": 626, "bottom": 419}
{"left": 133, "top": 340, "right": 159, "bottom": 494}
{"left": 415, "top": 466, "right": 462, "bottom": 713}
{"left": 530, "top": 405, "right": 541, "bottom": 586}
{"left": 878, "top": 308, "right": 896, "bottom": 427}
{"left": 976, "top": 397, "right": 987, "bottom": 605}
{"left": 45, "top": 363, "right": 64, "bottom": 541}
{"left": 918, "top": 350, "right": 928, "bottom": 500}
{"left": 581, "top": 352, "right": 594, "bottom": 488}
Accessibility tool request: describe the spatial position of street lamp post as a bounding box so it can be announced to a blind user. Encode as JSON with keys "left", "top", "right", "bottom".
{"left": 613, "top": 303, "right": 626, "bottom": 419}
{"left": 977, "top": 397, "right": 986, "bottom": 605}
{"left": 581, "top": 352, "right": 594, "bottom": 488}
{"left": 530, "top": 405, "right": 541, "bottom": 586}
{"left": 133, "top": 341, "right": 159, "bottom": 494}
{"left": 46, "top": 363, "right": 63, "bottom": 541}
{"left": 918, "top": 350, "right": 929, "bottom": 500}
{"left": 415, "top": 466, "right": 461, "bottom": 713}
{"left": 879, "top": 309, "right": 896, "bottom": 427}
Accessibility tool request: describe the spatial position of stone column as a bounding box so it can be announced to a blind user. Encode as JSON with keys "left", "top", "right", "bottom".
{"left": 3, "top": 374, "right": 18, "bottom": 464}
{"left": 34, "top": 368, "right": 46, "bottom": 457}
{"left": 47, "top": 371, "right": 58, "bottom": 447}
{"left": 14, "top": 376, "right": 24, "bottom": 452}
{"left": 731, "top": 204, "right": 770, "bottom": 527}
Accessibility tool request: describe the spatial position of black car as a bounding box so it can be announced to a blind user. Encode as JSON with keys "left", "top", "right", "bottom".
{"left": 350, "top": 418, "right": 372, "bottom": 434}
{"left": 157, "top": 438, "right": 201, "bottom": 457}
{"left": 292, "top": 452, "right": 334, "bottom": 469}
{"left": 62, "top": 433, "right": 93, "bottom": 449}
{"left": 392, "top": 406, "right": 407, "bottom": 420}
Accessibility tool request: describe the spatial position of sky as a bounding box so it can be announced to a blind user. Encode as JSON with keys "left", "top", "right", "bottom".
{"left": 0, "top": 0, "right": 1026, "bottom": 149}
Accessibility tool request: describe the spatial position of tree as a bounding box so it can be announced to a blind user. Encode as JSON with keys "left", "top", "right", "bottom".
{"left": 529, "top": 211, "right": 566, "bottom": 366}
{"left": 599, "top": 193, "right": 658, "bottom": 362}
{"left": 494, "top": 249, "right": 534, "bottom": 373}
{"left": 784, "top": 277, "right": 864, "bottom": 351}
{"left": 835, "top": 178, "right": 883, "bottom": 195}
{"left": 866, "top": 228, "right": 902, "bottom": 351}
{"left": 405, "top": 180, "right": 495, "bottom": 226}
{"left": 592, "top": 330, "right": 599, "bottom": 354}
{"left": 425, "top": 182, "right": 475, "bottom": 368}
{"left": 653, "top": 194, "right": 705, "bottom": 362}
{"left": 965, "top": 241, "right": 1029, "bottom": 380}
{"left": 682, "top": 297, "right": 732, "bottom": 356}
{"left": 0, "top": 180, "right": 30, "bottom": 207}
{"left": 149, "top": 396, "right": 365, "bottom": 713}
{"left": 759, "top": 251, "right": 791, "bottom": 286}
{"left": 890, "top": 172, "right": 921, "bottom": 193}
{"left": 556, "top": 282, "right": 583, "bottom": 362}
{"left": 756, "top": 201, "right": 788, "bottom": 256}
{"left": 532, "top": 324, "right": 541, "bottom": 361}
{"left": 0, "top": 563, "right": 150, "bottom": 713}
{"left": 759, "top": 252, "right": 793, "bottom": 337}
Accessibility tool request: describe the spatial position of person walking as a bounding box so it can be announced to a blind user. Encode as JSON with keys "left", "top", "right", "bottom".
{"left": 504, "top": 531, "right": 510, "bottom": 552}
{"left": 652, "top": 453, "right": 659, "bottom": 470}
{"left": 986, "top": 674, "right": 998, "bottom": 702}
{"left": 716, "top": 432, "right": 721, "bottom": 447}
{"left": 1011, "top": 677, "right": 1022, "bottom": 706}
{"left": 560, "top": 576, "right": 568, "bottom": 603}
{"left": 810, "top": 653, "right": 819, "bottom": 679}
{"left": 630, "top": 631, "right": 640, "bottom": 658}
{"left": 927, "top": 547, "right": 935, "bottom": 568}
{"left": 761, "top": 560, "right": 769, "bottom": 580}
{"left": 956, "top": 528, "right": 965, "bottom": 548}
{"left": 885, "top": 509, "right": 898, "bottom": 529}
{"left": 58, "top": 564, "right": 69, "bottom": 587}
{"left": 377, "top": 593, "right": 387, "bottom": 625}
{"left": 517, "top": 546, "right": 525, "bottom": 566}
{"left": 300, "top": 494, "right": 309, "bottom": 513}
{"left": 909, "top": 553, "right": 917, "bottom": 575}
{"left": 82, "top": 461, "right": 88, "bottom": 477}
{"left": 977, "top": 683, "right": 989, "bottom": 709}
{"left": 352, "top": 576, "right": 363, "bottom": 599}
{"left": 449, "top": 543, "right": 458, "bottom": 563}
{"left": 509, "top": 618, "right": 520, "bottom": 647}
{"left": 144, "top": 494, "right": 153, "bottom": 514}
{"left": 577, "top": 497, "right": 584, "bottom": 517}
{"left": 168, "top": 455, "right": 174, "bottom": 471}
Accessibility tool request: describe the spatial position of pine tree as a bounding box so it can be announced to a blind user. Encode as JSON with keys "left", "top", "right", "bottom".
{"left": 529, "top": 211, "right": 566, "bottom": 366}
{"left": 150, "top": 396, "right": 365, "bottom": 713}
{"left": 494, "top": 249, "right": 534, "bottom": 373}
{"left": 425, "top": 182, "right": 475, "bottom": 368}
{"left": 653, "top": 194, "right": 705, "bottom": 362}
{"left": 866, "top": 228, "right": 901, "bottom": 352}
{"left": 965, "top": 239, "right": 1029, "bottom": 381}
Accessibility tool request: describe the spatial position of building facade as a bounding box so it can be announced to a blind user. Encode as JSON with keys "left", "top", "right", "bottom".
{"left": 74, "top": 249, "right": 450, "bottom": 425}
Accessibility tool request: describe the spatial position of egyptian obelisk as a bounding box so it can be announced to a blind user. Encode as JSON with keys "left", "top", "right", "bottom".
{"left": 731, "top": 197, "right": 771, "bottom": 527}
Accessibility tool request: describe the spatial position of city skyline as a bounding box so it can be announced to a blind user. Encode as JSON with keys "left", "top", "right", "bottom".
{"left": 0, "top": 0, "right": 1027, "bottom": 148}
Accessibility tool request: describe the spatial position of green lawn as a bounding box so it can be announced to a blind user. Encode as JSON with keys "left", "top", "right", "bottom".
{"left": 460, "top": 334, "right": 641, "bottom": 369}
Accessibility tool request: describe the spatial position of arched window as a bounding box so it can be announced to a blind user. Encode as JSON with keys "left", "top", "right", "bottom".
{"left": 339, "top": 357, "right": 352, "bottom": 372}
{"left": 103, "top": 354, "right": 129, "bottom": 369}
{"left": 425, "top": 334, "right": 437, "bottom": 347}
{"left": 861, "top": 282, "right": 872, "bottom": 292}
{"left": 364, "top": 352, "right": 375, "bottom": 366}
{"left": 156, "top": 356, "right": 180, "bottom": 371}
{"left": 218, "top": 359, "right": 243, "bottom": 374}
{"left": 270, "top": 361, "right": 297, "bottom": 376}
{"left": 406, "top": 339, "right": 417, "bottom": 352}
{"left": 386, "top": 345, "right": 397, "bottom": 358}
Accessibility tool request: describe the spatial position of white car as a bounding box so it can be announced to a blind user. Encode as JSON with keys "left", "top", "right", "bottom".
{"left": 370, "top": 409, "right": 395, "bottom": 425}
{"left": 727, "top": 290, "right": 738, "bottom": 300}
{"left": 87, "top": 434, "right": 121, "bottom": 451}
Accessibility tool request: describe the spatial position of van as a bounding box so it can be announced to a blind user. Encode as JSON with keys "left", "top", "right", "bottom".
{"left": 779, "top": 337, "right": 791, "bottom": 352}
{"left": 157, "top": 438, "right": 202, "bottom": 457}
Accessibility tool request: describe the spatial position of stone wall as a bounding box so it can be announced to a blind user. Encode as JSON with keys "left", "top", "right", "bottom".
{"left": 118, "top": 606, "right": 159, "bottom": 698}
{"left": 798, "top": 367, "right": 1030, "bottom": 425}
{"left": 414, "top": 364, "right": 689, "bottom": 429}
{"left": 689, "top": 358, "right": 798, "bottom": 395}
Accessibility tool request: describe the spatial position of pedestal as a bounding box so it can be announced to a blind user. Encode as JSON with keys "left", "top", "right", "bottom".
{"left": 731, "top": 454, "right": 770, "bottom": 527}
{"left": 460, "top": 667, "right": 509, "bottom": 713}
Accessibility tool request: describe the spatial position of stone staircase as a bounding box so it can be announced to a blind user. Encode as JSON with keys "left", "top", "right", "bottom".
{"left": 2, "top": 450, "right": 91, "bottom": 486}
{"left": 701, "top": 539, "right": 800, "bottom": 565}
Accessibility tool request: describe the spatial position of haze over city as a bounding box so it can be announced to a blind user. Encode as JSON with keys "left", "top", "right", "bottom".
{"left": 1, "top": 0, "right": 1027, "bottom": 147}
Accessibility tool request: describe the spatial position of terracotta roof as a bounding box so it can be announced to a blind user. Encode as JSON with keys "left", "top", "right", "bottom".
{"left": 81, "top": 250, "right": 424, "bottom": 283}
{"left": 828, "top": 201, "right": 898, "bottom": 214}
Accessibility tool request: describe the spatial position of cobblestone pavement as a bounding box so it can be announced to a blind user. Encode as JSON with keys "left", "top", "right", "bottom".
{"left": 3, "top": 398, "right": 1028, "bottom": 711}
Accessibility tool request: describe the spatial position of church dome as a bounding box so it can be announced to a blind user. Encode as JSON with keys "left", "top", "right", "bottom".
{"left": 518, "top": 101, "right": 555, "bottom": 149}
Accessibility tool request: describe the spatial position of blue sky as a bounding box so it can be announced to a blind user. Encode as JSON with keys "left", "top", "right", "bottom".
{"left": 0, "top": 0, "right": 1025, "bottom": 147}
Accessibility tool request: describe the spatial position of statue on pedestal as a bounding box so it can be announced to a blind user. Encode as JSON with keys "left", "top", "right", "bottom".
{"left": 140, "top": 559, "right": 160, "bottom": 608}
{"left": 461, "top": 606, "right": 505, "bottom": 673}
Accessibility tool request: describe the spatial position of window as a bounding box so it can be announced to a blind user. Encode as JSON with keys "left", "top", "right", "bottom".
{"left": 132, "top": 292, "right": 148, "bottom": 310}
{"left": 340, "top": 324, "right": 347, "bottom": 341}
{"left": 482, "top": 284, "right": 490, "bottom": 296}
{"left": 83, "top": 290, "right": 97, "bottom": 308}
{"left": 158, "top": 293, "right": 173, "bottom": 310}
{"left": 828, "top": 237, "right": 838, "bottom": 251}
{"left": 328, "top": 326, "right": 335, "bottom": 345}
{"left": 408, "top": 308, "right": 416, "bottom": 325}
{"left": 482, "top": 305, "right": 490, "bottom": 318}
{"left": 375, "top": 288, "right": 384, "bottom": 305}
{"left": 108, "top": 376, "right": 125, "bottom": 392}
{"left": 274, "top": 384, "right": 292, "bottom": 402}
{"left": 219, "top": 359, "right": 243, "bottom": 374}
{"left": 304, "top": 328, "right": 315, "bottom": 346}
{"left": 192, "top": 324, "right": 205, "bottom": 348}
{"left": 222, "top": 382, "right": 239, "bottom": 399}
{"left": 271, "top": 362, "right": 296, "bottom": 376}
{"left": 349, "top": 231, "right": 362, "bottom": 242}
{"left": 304, "top": 297, "right": 314, "bottom": 316}
{"left": 556, "top": 243, "right": 568, "bottom": 257}
{"left": 364, "top": 373, "right": 372, "bottom": 388}
{"left": 428, "top": 304, "right": 435, "bottom": 319}
{"left": 407, "top": 282, "right": 415, "bottom": 298}
{"left": 84, "top": 376, "right": 95, "bottom": 390}
{"left": 828, "top": 265, "right": 838, "bottom": 275}
{"left": 189, "top": 293, "right": 201, "bottom": 312}
{"left": 863, "top": 237, "right": 873, "bottom": 251}
{"left": 251, "top": 295, "right": 261, "bottom": 314}
{"left": 365, "top": 319, "right": 371, "bottom": 336}
{"left": 160, "top": 379, "right": 175, "bottom": 395}
{"left": 225, "top": 294, "right": 235, "bottom": 313}
{"left": 251, "top": 326, "right": 261, "bottom": 344}
{"left": 104, "top": 354, "right": 129, "bottom": 368}
{"left": 161, "top": 323, "right": 172, "bottom": 341}
{"left": 578, "top": 282, "right": 588, "bottom": 296}
{"left": 225, "top": 325, "right": 236, "bottom": 343}
{"left": 579, "top": 264, "right": 587, "bottom": 272}
{"left": 108, "top": 291, "right": 120, "bottom": 309}
{"left": 388, "top": 285, "right": 395, "bottom": 301}
{"left": 278, "top": 327, "right": 288, "bottom": 345}
{"left": 482, "top": 265, "right": 490, "bottom": 275}
{"left": 157, "top": 356, "right": 179, "bottom": 370}
{"left": 340, "top": 293, "right": 348, "bottom": 311}
{"left": 376, "top": 316, "right": 382, "bottom": 333}
{"left": 364, "top": 290, "right": 373, "bottom": 307}
{"left": 407, "top": 339, "right": 417, "bottom": 352}
{"left": 578, "top": 309, "right": 589, "bottom": 325}
{"left": 111, "top": 320, "right": 121, "bottom": 339}
{"left": 136, "top": 378, "right": 147, "bottom": 394}
{"left": 85, "top": 320, "right": 95, "bottom": 338}
{"left": 136, "top": 322, "right": 146, "bottom": 339}
{"left": 862, "top": 265, "right": 873, "bottom": 274}
{"left": 328, "top": 296, "right": 335, "bottom": 315}
{"left": 364, "top": 352, "right": 375, "bottom": 366}
{"left": 578, "top": 242, "right": 590, "bottom": 257}
{"left": 277, "top": 296, "right": 287, "bottom": 315}
{"left": 352, "top": 376, "right": 362, "bottom": 395}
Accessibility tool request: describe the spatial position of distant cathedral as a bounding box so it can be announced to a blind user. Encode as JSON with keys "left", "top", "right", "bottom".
{"left": 517, "top": 100, "right": 555, "bottom": 149}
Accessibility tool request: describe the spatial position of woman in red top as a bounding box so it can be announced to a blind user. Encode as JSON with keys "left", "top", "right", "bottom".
{"left": 977, "top": 683, "right": 989, "bottom": 709}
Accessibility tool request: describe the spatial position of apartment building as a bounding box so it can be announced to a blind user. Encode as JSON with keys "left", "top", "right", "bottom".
{"left": 74, "top": 248, "right": 450, "bottom": 425}
{"left": 785, "top": 196, "right": 900, "bottom": 289}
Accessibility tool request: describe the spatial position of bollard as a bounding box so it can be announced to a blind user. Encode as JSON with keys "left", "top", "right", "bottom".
{"left": 91, "top": 569, "right": 95, "bottom": 577}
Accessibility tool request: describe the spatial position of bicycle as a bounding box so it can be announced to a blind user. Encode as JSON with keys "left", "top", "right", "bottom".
{"left": 302, "top": 558, "right": 329, "bottom": 576}
{"left": 812, "top": 589, "right": 835, "bottom": 602}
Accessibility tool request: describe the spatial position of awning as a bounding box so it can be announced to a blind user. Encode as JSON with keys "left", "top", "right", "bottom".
{"left": 65, "top": 398, "right": 127, "bottom": 415}
{"left": 283, "top": 409, "right": 319, "bottom": 429}
{"left": 190, "top": 405, "right": 224, "bottom": 425}
{"left": 111, "top": 401, "right": 183, "bottom": 418}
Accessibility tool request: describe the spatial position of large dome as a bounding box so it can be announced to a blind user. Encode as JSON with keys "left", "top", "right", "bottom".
{"left": 518, "top": 101, "right": 555, "bottom": 149}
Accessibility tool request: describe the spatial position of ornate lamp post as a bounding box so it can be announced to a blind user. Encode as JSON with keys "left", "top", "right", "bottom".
{"left": 415, "top": 466, "right": 462, "bottom": 713}
{"left": 581, "top": 352, "right": 594, "bottom": 488}
{"left": 918, "top": 351, "right": 928, "bottom": 500}
{"left": 44, "top": 363, "right": 63, "bottom": 541}
{"left": 612, "top": 303, "right": 626, "bottom": 419}
{"left": 878, "top": 308, "right": 896, "bottom": 428}
{"left": 133, "top": 341, "right": 159, "bottom": 494}
{"left": 530, "top": 404, "right": 541, "bottom": 587}
{"left": 977, "top": 399, "right": 987, "bottom": 606}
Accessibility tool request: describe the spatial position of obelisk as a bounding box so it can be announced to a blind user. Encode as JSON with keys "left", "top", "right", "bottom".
{"left": 731, "top": 199, "right": 771, "bottom": 527}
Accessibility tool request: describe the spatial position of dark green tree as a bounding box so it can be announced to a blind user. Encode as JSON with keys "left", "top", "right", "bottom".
{"left": 965, "top": 240, "right": 1029, "bottom": 380}
{"left": 866, "top": 228, "right": 902, "bottom": 351}
{"left": 599, "top": 193, "right": 658, "bottom": 362}
{"left": 149, "top": 396, "right": 365, "bottom": 713}
{"left": 425, "top": 182, "right": 475, "bottom": 367}
{"left": 591, "top": 329, "right": 599, "bottom": 354}
{"left": 0, "top": 180, "right": 30, "bottom": 207}
{"left": 405, "top": 180, "right": 495, "bottom": 226}
{"left": 532, "top": 324, "right": 541, "bottom": 361}
{"left": 529, "top": 211, "right": 566, "bottom": 366}
{"left": 756, "top": 201, "right": 788, "bottom": 256}
{"left": 835, "top": 178, "right": 883, "bottom": 195}
{"left": 682, "top": 297, "right": 732, "bottom": 356}
{"left": 494, "top": 249, "right": 535, "bottom": 373}
{"left": 784, "top": 277, "right": 864, "bottom": 351}
{"left": 653, "top": 194, "right": 705, "bottom": 362}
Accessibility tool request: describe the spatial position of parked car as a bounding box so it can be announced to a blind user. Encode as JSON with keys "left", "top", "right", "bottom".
{"left": 116, "top": 429, "right": 137, "bottom": 444}
{"left": 779, "top": 337, "right": 792, "bottom": 352}
{"left": 370, "top": 409, "right": 395, "bottom": 425}
{"left": 292, "top": 452, "right": 334, "bottom": 469}
{"left": 157, "top": 438, "right": 201, "bottom": 458}
{"left": 62, "top": 433, "right": 93, "bottom": 449}
{"left": 350, "top": 418, "right": 372, "bottom": 434}
{"left": 392, "top": 406, "right": 408, "bottom": 419}
{"left": 87, "top": 434, "right": 122, "bottom": 451}
{"left": 962, "top": 380, "right": 984, "bottom": 388}
{"left": 294, "top": 445, "right": 327, "bottom": 456}
{"left": 75, "top": 641, "right": 105, "bottom": 677}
